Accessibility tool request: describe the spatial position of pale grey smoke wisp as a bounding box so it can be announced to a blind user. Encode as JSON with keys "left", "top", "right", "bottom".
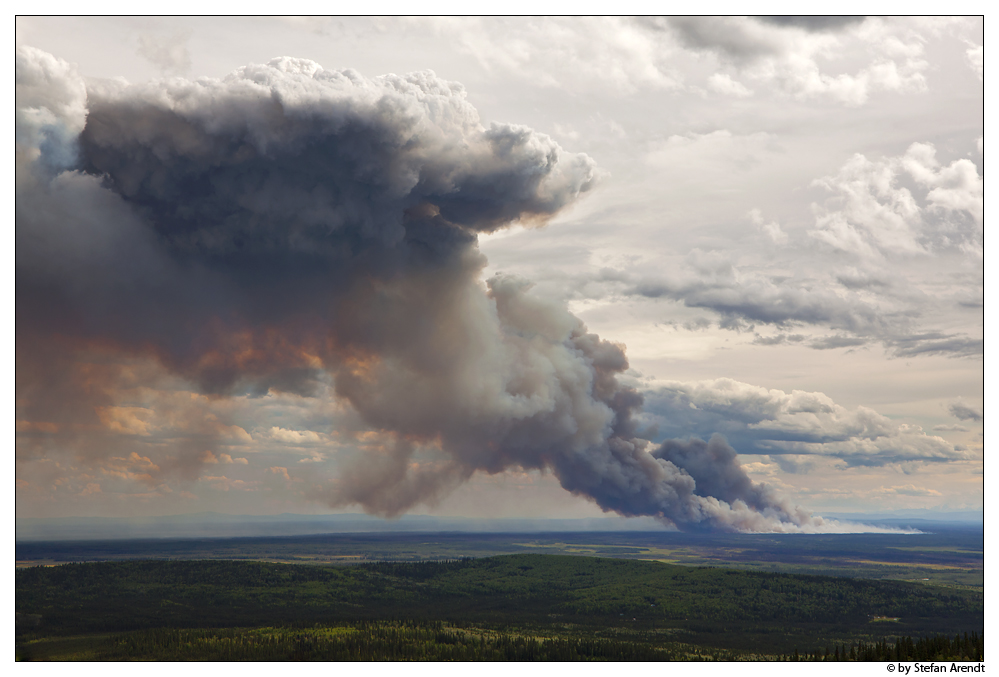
{"left": 17, "top": 46, "right": 832, "bottom": 532}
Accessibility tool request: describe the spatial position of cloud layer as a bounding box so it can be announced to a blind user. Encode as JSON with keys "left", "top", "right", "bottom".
{"left": 641, "top": 378, "right": 969, "bottom": 468}
{"left": 419, "top": 16, "right": 941, "bottom": 105}
{"left": 554, "top": 136, "right": 982, "bottom": 361}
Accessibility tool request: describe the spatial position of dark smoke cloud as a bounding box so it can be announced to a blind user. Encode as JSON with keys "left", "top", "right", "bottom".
{"left": 17, "top": 46, "right": 827, "bottom": 532}
{"left": 652, "top": 435, "right": 811, "bottom": 529}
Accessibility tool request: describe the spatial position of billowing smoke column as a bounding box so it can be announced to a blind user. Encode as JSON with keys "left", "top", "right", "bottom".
{"left": 16, "top": 45, "right": 824, "bottom": 532}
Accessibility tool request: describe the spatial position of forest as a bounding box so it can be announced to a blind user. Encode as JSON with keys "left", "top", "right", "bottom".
{"left": 15, "top": 554, "right": 983, "bottom": 661}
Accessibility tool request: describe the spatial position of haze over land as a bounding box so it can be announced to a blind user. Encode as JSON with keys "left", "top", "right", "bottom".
{"left": 15, "top": 17, "right": 983, "bottom": 532}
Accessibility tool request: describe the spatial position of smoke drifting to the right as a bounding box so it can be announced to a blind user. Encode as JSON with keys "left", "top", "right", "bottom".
{"left": 18, "top": 45, "right": 864, "bottom": 533}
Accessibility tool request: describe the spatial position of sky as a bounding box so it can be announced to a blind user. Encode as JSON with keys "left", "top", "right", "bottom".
{"left": 14, "top": 16, "right": 984, "bottom": 530}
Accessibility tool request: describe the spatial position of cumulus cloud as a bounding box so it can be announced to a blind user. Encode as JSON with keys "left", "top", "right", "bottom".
{"left": 15, "top": 44, "right": 88, "bottom": 172}
{"left": 810, "top": 142, "right": 983, "bottom": 260}
{"left": 641, "top": 377, "right": 968, "bottom": 467}
{"left": 17, "top": 45, "right": 831, "bottom": 533}
{"left": 268, "top": 467, "right": 292, "bottom": 482}
{"left": 262, "top": 427, "right": 325, "bottom": 445}
{"left": 101, "top": 452, "right": 162, "bottom": 486}
{"left": 748, "top": 208, "right": 788, "bottom": 245}
{"left": 964, "top": 42, "right": 983, "bottom": 80}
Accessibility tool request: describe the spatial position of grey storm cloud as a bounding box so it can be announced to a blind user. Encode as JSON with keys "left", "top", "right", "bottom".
{"left": 949, "top": 402, "right": 983, "bottom": 422}
{"left": 752, "top": 16, "right": 866, "bottom": 33}
{"left": 650, "top": 16, "right": 862, "bottom": 63}
{"left": 655, "top": 16, "right": 782, "bottom": 61}
{"left": 16, "top": 46, "right": 827, "bottom": 533}
{"left": 890, "top": 335, "right": 984, "bottom": 359}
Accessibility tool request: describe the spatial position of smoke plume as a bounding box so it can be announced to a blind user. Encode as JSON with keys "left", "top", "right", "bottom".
{"left": 17, "top": 46, "right": 827, "bottom": 532}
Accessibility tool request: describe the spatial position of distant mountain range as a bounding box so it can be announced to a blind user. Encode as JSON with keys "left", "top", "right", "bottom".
{"left": 15, "top": 508, "right": 981, "bottom": 542}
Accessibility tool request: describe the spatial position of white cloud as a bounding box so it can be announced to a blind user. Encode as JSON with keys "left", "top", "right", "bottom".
{"left": 416, "top": 16, "right": 931, "bottom": 105}
{"left": 95, "top": 406, "right": 156, "bottom": 436}
{"left": 269, "top": 466, "right": 292, "bottom": 481}
{"left": 810, "top": 142, "right": 983, "bottom": 260}
{"left": 421, "top": 17, "right": 681, "bottom": 94}
{"left": 810, "top": 153, "right": 924, "bottom": 258}
{"left": 645, "top": 129, "right": 777, "bottom": 173}
{"left": 707, "top": 73, "right": 752, "bottom": 97}
{"left": 748, "top": 208, "right": 788, "bottom": 245}
{"left": 15, "top": 44, "right": 88, "bottom": 170}
{"left": 965, "top": 42, "right": 983, "bottom": 80}
{"left": 262, "top": 426, "right": 326, "bottom": 445}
